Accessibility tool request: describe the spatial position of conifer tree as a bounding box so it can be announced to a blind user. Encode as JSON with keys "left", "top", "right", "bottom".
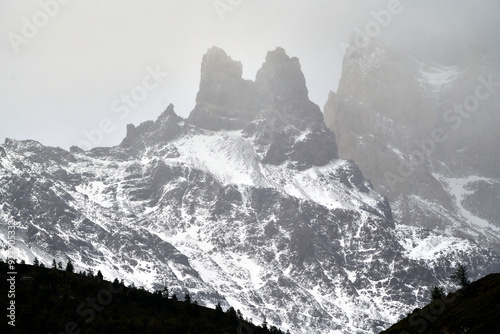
{"left": 97, "top": 270, "right": 103, "bottom": 283}
{"left": 65, "top": 258, "right": 74, "bottom": 273}
{"left": 431, "top": 286, "right": 445, "bottom": 301}
{"left": 215, "top": 302, "right": 223, "bottom": 314}
{"left": 450, "top": 263, "right": 471, "bottom": 288}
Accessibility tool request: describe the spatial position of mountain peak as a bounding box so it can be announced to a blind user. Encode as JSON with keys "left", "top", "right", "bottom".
{"left": 4, "top": 138, "right": 44, "bottom": 149}
{"left": 197, "top": 46, "right": 244, "bottom": 101}
{"left": 187, "top": 47, "right": 259, "bottom": 131}
{"left": 126, "top": 47, "right": 338, "bottom": 169}
{"left": 263, "top": 46, "right": 292, "bottom": 64}
{"left": 120, "top": 104, "right": 183, "bottom": 150}
{"left": 157, "top": 103, "right": 177, "bottom": 121}
{"left": 3, "top": 46, "right": 500, "bottom": 334}
{"left": 255, "top": 47, "right": 308, "bottom": 102}
{"left": 325, "top": 40, "right": 500, "bottom": 252}
{"left": 188, "top": 47, "right": 314, "bottom": 132}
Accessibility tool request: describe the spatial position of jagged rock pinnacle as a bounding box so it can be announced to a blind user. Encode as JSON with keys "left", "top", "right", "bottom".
{"left": 187, "top": 47, "right": 260, "bottom": 131}
{"left": 255, "top": 47, "right": 309, "bottom": 102}
{"left": 120, "top": 104, "right": 183, "bottom": 150}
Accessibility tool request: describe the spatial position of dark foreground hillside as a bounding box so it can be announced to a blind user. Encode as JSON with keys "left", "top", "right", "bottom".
{"left": 381, "top": 274, "right": 500, "bottom": 334}
{"left": 0, "top": 261, "right": 286, "bottom": 334}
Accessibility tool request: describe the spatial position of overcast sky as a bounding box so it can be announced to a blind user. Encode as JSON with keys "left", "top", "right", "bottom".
{"left": 1, "top": 0, "right": 498, "bottom": 149}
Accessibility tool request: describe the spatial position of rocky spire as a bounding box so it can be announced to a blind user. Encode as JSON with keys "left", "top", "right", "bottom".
{"left": 120, "top": 104, "right": 183, "bottom": 150}
{"left": 120, "top": 47, "right": 338, "bottom": 169}
{"left": 187, "top": 47, "right": 260, "bottom": 131}
{"left": 255, "top": 47, "right": 309, "bottom": 103}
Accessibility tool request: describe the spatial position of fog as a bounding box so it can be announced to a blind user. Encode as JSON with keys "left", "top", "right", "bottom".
{"left": 0, "top": 0, "right": 498, "bottom": 149}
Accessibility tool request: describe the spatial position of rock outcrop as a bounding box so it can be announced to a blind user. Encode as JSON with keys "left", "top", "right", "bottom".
{"left": 324, "top": 41, "right": 500, "bottom": 251}
{"left": 187, "top": 47, "right": 260, "bottom": 131}
{"left": 189, "top": 46, "right": 337, "bottom": 170}
{"left": 1, "top": 46, "right": 499, "bottom": 334}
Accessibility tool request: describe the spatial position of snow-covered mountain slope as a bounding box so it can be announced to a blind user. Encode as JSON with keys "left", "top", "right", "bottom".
{"left": 1, "top": 47, "right": 499, "bottom": 334}
{"left": 324, "top": 41, "right": 500, "bottom": 252}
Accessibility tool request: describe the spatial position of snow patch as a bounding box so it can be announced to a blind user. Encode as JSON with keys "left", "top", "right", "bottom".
{"left": 420, "top": 64, "right": 459, "bottom": 92}
{"left": 75, "top": 181, "right": 114, "bottom": 208}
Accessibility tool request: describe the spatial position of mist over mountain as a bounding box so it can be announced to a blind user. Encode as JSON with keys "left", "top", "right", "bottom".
{"left": 1, "top": 47, "right": 499, "bottom": 333}
{"left": 324, "top": 41, "right": 500, "bottom": 254}
{"left": 2, "top": 1, "right": 499, "bottom": 150}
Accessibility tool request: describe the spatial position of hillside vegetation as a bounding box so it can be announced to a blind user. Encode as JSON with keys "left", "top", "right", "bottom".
{"left": 0, "top": 261, "right": 287, "bottom": 334}
{"left": 381, "top": 273, "right": 500, "bottom": 334}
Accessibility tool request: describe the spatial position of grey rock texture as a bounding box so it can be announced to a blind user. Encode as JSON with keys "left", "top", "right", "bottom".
{"left": 187, "top": 46, "right": 260, "bottom": 131}
{"left": 188, "top": 46, "right": 338, "bottom": 170}
{"left": 1, "top": 47, "right": 499, "bottom": 333}
{"left": 121, "top": 103, "right": 184, "bottom": 152}
{"left": 324, "top": 41, "right": 500, "bottom": 251}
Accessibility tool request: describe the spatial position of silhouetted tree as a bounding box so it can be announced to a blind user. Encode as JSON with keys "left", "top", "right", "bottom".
{"left": 97, "top": 270, "right": 103, "bottom": 283}
{"left": 65, "top": 259, "right": 74, "bottom": 273}
{"left": 431, "top": 286, "right": 445, "bottom": 301}
{"left": 226, "top": 307, "right": 238, "bottom": 325}
{"left": 52, "top": 259, "right": 57, "bottom": 269}
{"left": 450, "top": 263, "right": 471, "bottom": 288}
{"left": 183, "top": 293, "right": 193, "bottom": 314}
{"left": 215, "top": 302, "right": 223, "bottom": 314}
{"left": 33, "top": 257, "right": 39, "bottom": 266}
{"left": 57, "top": 261, "right": 63, "bottom": 270}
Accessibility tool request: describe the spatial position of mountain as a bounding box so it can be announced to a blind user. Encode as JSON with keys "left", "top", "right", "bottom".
{"left": 324, "top": 41, "right": 500, "bottom": 252}
{"left": 1, "top": 47, "right": 499, "bottom": 334}
{"left": 381, "top": 273, "right": 500, "bottom": 334}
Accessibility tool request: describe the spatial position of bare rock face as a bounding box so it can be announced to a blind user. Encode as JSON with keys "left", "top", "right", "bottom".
{"left": 255, "top": 47, "right": 309, "bottom": 102}
{"left": 324, "top": 41, "right": 500, "bottom": 251}
{"left": 189, "top": 46, "right": 338, "bottom": 170}
{"left": 2, "top": 47, "right": 499, "bottom": 334}
{"left": 121, "top": 104, "right": 184, "bottom": 151}
{"left": 187, "top": 47, "right": 260, "bottom": 131}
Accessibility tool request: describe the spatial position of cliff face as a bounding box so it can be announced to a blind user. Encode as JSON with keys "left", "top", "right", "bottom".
{"left": 1, "top": 47, "right": 499, "bottom": 334}
{"left": 187, "top": 47, "right": 260, "bottom": 131}
{"left": 324, "top": 41, "right": 500, "bottom": 251}
{"left": 188, "top": 46, "right": 337, "bottom": 170}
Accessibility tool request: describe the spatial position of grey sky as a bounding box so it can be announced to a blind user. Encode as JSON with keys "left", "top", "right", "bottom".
{"left": 1, "top": 0, "right": 498, "bottom": 149}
